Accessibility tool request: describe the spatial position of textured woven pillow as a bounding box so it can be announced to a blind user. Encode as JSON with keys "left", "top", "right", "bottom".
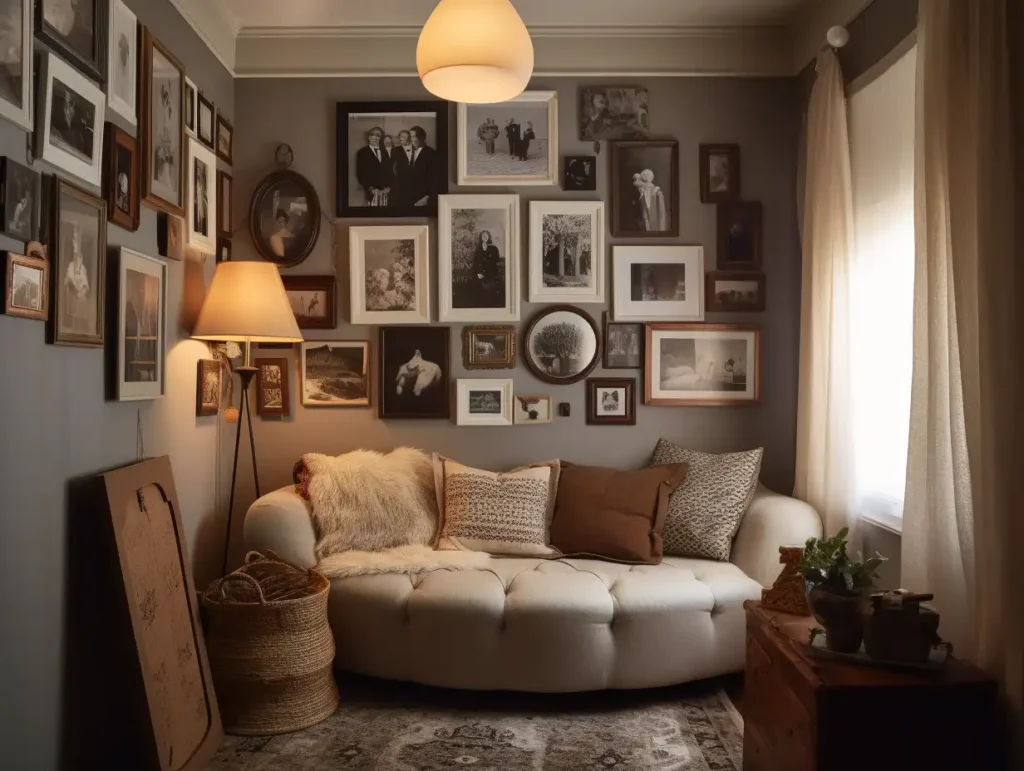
{"left": 433, "top": 455, "right": 561, "bottom": 556}
{"left": 650, "top": 439, "right": 764, "bottom": 561}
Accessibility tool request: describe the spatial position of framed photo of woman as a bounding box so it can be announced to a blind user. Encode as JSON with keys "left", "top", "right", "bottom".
{"left": 139, "top": 28, "right": 185, "bottom": 217}
{"left": 610, "top": 140, "right": 679, "bottom": 238}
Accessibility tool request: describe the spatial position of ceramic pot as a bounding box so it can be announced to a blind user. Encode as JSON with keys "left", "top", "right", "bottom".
{"left": 808, "top": 587, "right": 866, "bottom": 653}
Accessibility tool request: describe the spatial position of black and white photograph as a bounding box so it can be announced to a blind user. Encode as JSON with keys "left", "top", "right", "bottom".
{"left": 378, "top": 326, "right": 449, "bottom": 420}
{"left": 186, "top": 137, "right": 216, "bottom": 254}
{"left": 38, "top": 53, "right": 105, "bottom": 187}
{"left": 579, "top": 87, "right": 649, "bottom": 141}
{"left": 469, "top": 390, "right": 501, "bottom": 414}
{"left": 611, "top": 140, "right": 678, "bottom": 238}
{"left": 522, "top": 305, "right": 601, "bottom": 386}
{"left": 141, "top": 31, "right": 184, "bottom": 216}
{"left": 38, "top": 0, "right": 105, "bottom": 82}
{"left": 365, "top": 238, "right": 415, "bottom": 311}
{"left": 528, "top": 200, "right": 604, "bottom": 304}
{"left": 457, "top": 91, "right": 557, "bottom": 185}
{"left": 1, "top": 157, "right": 36, "bottom": 241}
{"left": 218, "top": 170, "right": 232, "bottom": 237}
{"left": 117, "top": 247, "right": 166, "bottom": 401}
{"left": 248, "top": 169, "right": 321, "bottom": 266}
{"left": 612, "top": 246, "right": 704, "bottom": 322}
{"left": 282, "top": 275, "right": 336, "bottom": 330}
{"left": 514, "top": 395, "right": 552, "bottom": 425}
{"left": 646, "top": 323, "right": 760, "bottom": 406}
{"left": 632, "top": 262, "right": 686, "bottom": 301}
{"left": 255, "top": 357, "right": 289, "bottom": 416}
{"left": 457, "top": 378, "right": 513, "bottom": 427}
{"left": 107, "top": 0, "right": 136, "bottom": 124}
{"left": 336, "top": 101, "right": 448, "bottom": 218}
{"left": 717, "top": 201, "right": 763, "bottom": 269}
{"left": 564, "top": 155, "right": 597, "bottom": 191}
{"left": 700, "top": 144, "right": 740, "bottom": 203}
{"left": 104, "top": 122, "right": 139, "bottom": 230}
{"left": 350, "top": 225, "right": 430, "bottom": 325}
{"left": 603, "top": 313, "right": 642, "bottom": 369}
{"left": 4, "top": 251, "right": 48, "bottom": 321}
{"left": 0, "top": 0, "right": 32, "bottom": 131}
{"left": 706, "top": 271, "right": 766, "bottom": 312}
{"left": 51, "top": 180, "right": 105, "bottom": 346}
{"left": 184, "top": 77, "right": 196, "bottom": 136}
{"left": 195, "top": 359, "right": 220, "bottom": 416}
{"left": 461, "top": 324, "right": 516, "bottom": 370}
{"left": 197, "top": 91, "right": 214, "bottom": 148}
{"left": 50, "top": 78, "right": 95, "bottom": 164}
{"left": 216, "top": 113, "right": 232, "bottom": 164}
{"left": 586, "top": 378, "right": 637, "bottom": 425}
{"left": 301, "top": 341, "right": 370, "bottom": 408}
{"left": 156, "top": 212, "right": 183, "bottom": 261}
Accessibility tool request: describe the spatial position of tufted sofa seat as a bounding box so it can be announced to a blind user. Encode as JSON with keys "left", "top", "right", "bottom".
{"left": 244, "top": 485, "right": 821, "bottom": 692}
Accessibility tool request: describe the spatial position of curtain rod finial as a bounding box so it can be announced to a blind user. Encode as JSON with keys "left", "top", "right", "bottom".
{"left": 826, "top": 26, "right": 850, "bottom": 49}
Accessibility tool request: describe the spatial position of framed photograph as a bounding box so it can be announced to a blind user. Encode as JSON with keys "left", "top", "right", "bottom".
{"left": 106, "top": 0, "right": 136, "bottom": 124}
{"left": 706, "top": 271, "right": 766, "bottom": 312}
{"left": 217, "top": 170, "right": 232, "bottom": 238}
{"left": 0, "top": 157, "right": 37, "bottom": 241}
{"left": 255, "top": 357, "right": 290, "bottom": 417}
{"left": 438, "top": 193, "right": 519, "bottom": 322}
{"left": 301, "top": 340, "right": 370, "bottom": 408}
{"left": 579, "top": 87, "right": 649, "bottom": 141}
{"left": 116, "top": 247, "right": 166, "bottom": 401}
{"left": 529, "top": 200, "right": 605, "bottom": 304}
{"left": 699, "top": 144, "right": 740, "bottom": 203}
{"left": 717, "top": 201, "right": 763, "bottom": 269}
{"left": 514, "top": 394, "right": 552, "bottom": 425}
{"left": 522, "top": 305, "right": 600, "bottom": 386}
{"left": 195, "top": 359, "right": 220, "bottom": 417}
{"left": 612, "top": 245, "right": 704, "bottom": 322}
{"left": 186, "top": 137, "right": 216, "bottom": 254}
{"left": 139, "top": 29, "right": 185, "bottom": 217}
{"left": 586, "top": 378, "right": 636, "bottom": 426}
{"left": 197, "top": 91, "right": 214, "bottom": 149}
{"left": 36, "top": 52, "right": 105, "bottom": 188}
{"left": 3, "top": 250, "right": 48, "bottom": 321}
{"left": 461, "top": 324, "right": 515, "bottom": 370}
{"left": 36, "top": 0, "right": 107, "bottom": 83}
{"left": 248, "top": 169, "right": 320, "bottom": 266}
{"left": 0, "top": 0, "right": 32, "bottom": 132}
{"left": 282, "top": 274, "right": 336, "bottom": 330}
{"left": 156, "top": 212, "right": 183, "bottom": 261}
{"left": 610, "top": 140, "right": 679, "bottom": 238}
{"left": 564, "top": 155, "right": 596, "bottom": 191}
{"left": 349, "top": 224, "right": 430, "bottom": 325}
{"left": 48, "top": 179, "right": 106, "bottom": 346}
{"left": 457, "top": 91, "right": 557, "bottom": 186}
{"left": 457, "top": 379, "right": 513, "bottom": 427}
{"left": 378, "top": 326, "right": 449, "bottom": 420}
{"left": 183, "top": 77, "right": 196, "bottom": 137}
{"left": 336, "top": 100, "right": 449, "bottom": 218}
{"left": 103, "top": 122, "right": 139, "bottom": 231}
{"left": 645, "top": 323, "right": 761, "bottom": 406}
{"left": 216, "top": 236, "right": 230, "bottom": 263}
{"left": 215, "top": 112, "right": 233, "bottom": 165}
{"left": 603, "top": 311, "right": 642, "bottom": 369}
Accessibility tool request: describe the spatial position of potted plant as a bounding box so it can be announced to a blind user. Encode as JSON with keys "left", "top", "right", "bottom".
{"left": 799, "top": 528, "right": 886, "bottom": 653}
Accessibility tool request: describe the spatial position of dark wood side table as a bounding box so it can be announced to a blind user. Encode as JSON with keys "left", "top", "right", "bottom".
{"left": 742, "top": 601, "right": 999, "bottom": 771}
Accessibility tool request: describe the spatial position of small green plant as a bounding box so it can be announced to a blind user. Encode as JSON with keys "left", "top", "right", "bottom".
{"left": 799, "top": 527, "right": 886, "bottom": 596}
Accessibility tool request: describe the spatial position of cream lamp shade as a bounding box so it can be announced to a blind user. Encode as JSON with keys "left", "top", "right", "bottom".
{"left": 417, "top": 0, "right": 534, "bottom": 104}
{"left": 192, "top": 262, "right": 303, "bottom": 344}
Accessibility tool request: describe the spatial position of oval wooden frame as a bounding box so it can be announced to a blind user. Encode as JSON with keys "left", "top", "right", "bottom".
{"left": 522, "top": 305, "right": 601, "bottom": 385}
{"left": 248, "top": 170, "right": 322, "bottom": 266}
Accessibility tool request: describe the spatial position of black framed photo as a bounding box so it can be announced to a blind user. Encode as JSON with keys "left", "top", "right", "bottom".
{"left": 378, "top": 325, "right": 450, "bottom": 419}
{"left": 197, "top": 91, "right": 215, "bottom": 149}
{"left": 563, "top": 155, "right": 596, "bottom": 191}
{"left": 706, "top": 271, "right": 766, "bottom": 312}
{"left": 0, "top": 157, "right": 38, "bottom": 242}
{"left": 586, "top": 378, "right": 637, "bottom": 425}
{"left": 610, "top": 140, "right": 679, "bottom": 238}
{"left": 0, "top": 0, "right": 32, "bottom": 132}
{"left": 184, "top": 77, "right": 196, "bottom": 137}
{"left": 603, "top": 311, "right": 642, "bottom": 369}
{"left": 215, "top": 113, "right": 233, "bottom": 165}
{"left": 699, "top": 144, "right": 740, "bottom": 203}
{"left": 717, "top": 201, "right": 763, "bottom": 270}
{"left": 336, "top": 100, "right": 449, "bottom": 219}
{"left": 248, "top": 169, "right": 321, "bottom": 266}
{"left": 36, "top": 0, "right": 108, "bottom": 84}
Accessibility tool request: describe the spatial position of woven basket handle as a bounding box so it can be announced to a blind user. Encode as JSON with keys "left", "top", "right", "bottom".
{"left": 218, "top": 571, "right": 266, "bottom": 604}
{"left": 245, "top": 549, "right": 284, "bottom": 565}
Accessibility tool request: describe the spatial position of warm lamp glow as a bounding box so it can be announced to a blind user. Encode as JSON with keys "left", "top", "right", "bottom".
{"left": 417, "top": 0, "right": 534, "bottom": 104}
{"left": 191, "top": 262, "right": 302, "bottom": 345}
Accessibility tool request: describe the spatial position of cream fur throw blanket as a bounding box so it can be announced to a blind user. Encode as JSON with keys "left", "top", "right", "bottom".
{"left": 317, "top": 544, "right": 491, "bottom": 579}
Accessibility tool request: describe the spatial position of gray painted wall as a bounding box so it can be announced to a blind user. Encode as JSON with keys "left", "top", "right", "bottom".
{"left": 0, "top": 1, "right": 232, "bottom": 767}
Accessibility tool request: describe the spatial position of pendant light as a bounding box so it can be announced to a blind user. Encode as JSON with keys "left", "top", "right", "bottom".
{"left": 417, "top": 0, "right": 534, "bottom": 104}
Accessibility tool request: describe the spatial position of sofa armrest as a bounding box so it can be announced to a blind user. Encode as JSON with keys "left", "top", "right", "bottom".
{"left": 731, "top": 485, "right": 822, "bottom": 587}
{"left": 242, "top": 486, "right": 318, "bottom": 568}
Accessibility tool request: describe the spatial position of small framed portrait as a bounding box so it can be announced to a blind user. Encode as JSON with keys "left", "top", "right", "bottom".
{"left": 3, "top": 251, "right": 49, "bottom": 321}
{"left": 255, "top": 357, "right": 290, "bottom": 417}
{"left": 586, "top": 378, "right": 637, "bottom": 426}
{"left": 217, "top": 170, "right": 232, "bottom": 238}
{"left": 461, "top": 324, "right": 516, "bottom": 370}
{"left": 717, "top": 201, "right": 763, "bottom": 270}
{"left": 116, "top": 248, "right": 167, "bottom": 401}
{"left": 282, "top": 274, "right": 336, "bottom": 330}
{"left": 216, "top": 236, "right": 231, "bottom": 263}
{"left": 156, "top": 212, "right": 184, "bottom": 261}
{"left": 438, "top": 193, "right": 520, "bottom": 322}
{"left": 184, "top": 78, "right": 196, "bottom": 137}
{"left": 612, "top": 245, "right": 704, "bottom": 322}
{"left": 0, "top": 0, "right": 32, "bottom": 132}
{"left": 529, "top": 200, "right": 605, "bottom": 304}
{"left": 645, "top": 323, "right": 761, "bottom": 406}
{"left": 522, "top": 305, "right": 600, "bottom": 386}
{"left": 195, "top": 359, "right": 220, "bottom": 417}
{"left": 349, "top": 224, "right": 430, "bottom": 325}
{"left": 457, "top": 379, "right": 514, "bottom": 427}
{"left": 457, "top": 91, "right": 557, "bottom": 186}
{"left": 699, "top": 144, "right": 740, "bottom": 203}
{"left": 579, "top": 87, "right": 649, "bottom": 141}
{"left": 514, "top": 395, "right": 552, "bottom": 425}
{"left": 186, "top": 137, "right": 217, "bottom": 254}
{"left": 248, "top": 169, "right": 321, "bottom": 266}
{"left": 36, "top": 52, "right": 105, "bottom": 188}
{"left": 610, "top": 140, "right": 679, "bottom": 238}
{"left": 301, "top": 340, "right": 370, "bottom": 408}
{"left": 564, "top": 155, "right": 596, "bottom": 191}
{"left": 106, "top": 0, "right": 137, "bottom": 125}
{"left": 197, "top": 91, "right": 215, "bottom": 149}
{"left": 378, "top": 326, "right": 449, "bottom": 420}
{"left": 603, "top": 312, "right": 642, "bottom": 369}
{"left": 103, "top": 123, "right": 139, "bottom": 231}
{"left": 216, "top": 113, "right": 233, "bottom": 165}
{"left": 139, "top": 29, "right": 185, "bottom": 217}
{"left": 336, "top": 100, "right": 449, "bottom": 218}
{"left": 0, "top": 157, "right": 38, "bottom": 242}
{"left": 705, "top": 271, "right": 766, "bottom": 313}
{"left": 36, "top": 0, "right": 107, "bottom": 83}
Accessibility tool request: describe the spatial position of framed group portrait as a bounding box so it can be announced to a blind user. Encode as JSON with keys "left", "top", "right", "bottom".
{"left": 457, "top": 91, "right": 558, "bottom": 186}
{"left": 139, "top": 28, "right": 185, "bottom": 217}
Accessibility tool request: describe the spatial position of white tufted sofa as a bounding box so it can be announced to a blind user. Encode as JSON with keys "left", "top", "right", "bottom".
{"left": 244, "top": 485, "right": 821, "bottom": 692}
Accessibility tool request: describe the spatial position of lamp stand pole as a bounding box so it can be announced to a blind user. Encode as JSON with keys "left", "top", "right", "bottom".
{"left": 222, "top": 343, "right": 261, "bottom": 575}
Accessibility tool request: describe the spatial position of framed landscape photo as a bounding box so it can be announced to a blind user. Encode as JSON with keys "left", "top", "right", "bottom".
{"left": 611, "top": 140, "right": 679, "bottom": 238}
{"left": 461, "top": 324, "right": 515, "bottom": 370}
{"left": 522, "top": 305, "right": 600, "bottom": 386}
{"left": 215, "top": 112, "right": 233, "bottom": 165}
{"left": 106, "top": 0, "right": 136, "bottom": 125}
{"left": 529, "top": 200, "right": 605, "bottom": 304}
{"left": 195, "top": 359, "right": 220, "bottom": 417}
{"left": 0, "top": 0, "right": 32, "bottom": 131}
{"left": 301, "top": 340, "right": 370, "bottom": 408}
{"left": 717, "top": 201, "right": 763, "bottom": 269}
{"left": 116, "top": 247, "right": 166, "bottom": 401}
{"left": 612, "top": 245, "right": 704, "bottom": 322}
{"left": 248, "top": 169, "right": 320, "bottom": 266}
{"left": 336, "top": 100, "right": 449, "bottom": 218}
{"left": 3, "top": 250, "right": 49, "bottom": 321}
{"left": 36, "top": 52, "right": 105, "bottom": 188}
{"left": 706, "top": 271, "right": 766, "bottom": 312}
{"left": 438, "top": 193, "right": 519, "bottom": 322}
{"left": 586, "top": 378, "right": 636, "bottom": 426}
{"left": 378, "top": 326, "right": 449, "bottom": 420}
{"left": 349, "top": 224, "right": 430, "bottom": 325}
{"left": 36, "top": 0, "right": 107, "bottom": 83}
{"left": 579, "top": 87, "right": 649, "bottom": 141}
{"left": 603, "top": 312, "right": 642, "bottom": 369}
{"left": 457, "top": 91, "right": 557, "bottom": 186}
{"left": 217, "top": 170, "right": 232, "bottom": 238}
{"left": 645, "top": 323, "right": 761, "bottom": 406}
{"left": 564, "top": 155, "right": 596, "bottom": 191}
{"left": 255, "top": 357, "right": 290, "bottom": 417}
{"left": 457, "top": 378, "right": 513, "bottom": 427}
{"left": 139, "top": 29, "right": 185, "bottom": 217}
{"left": 196, "top": 91, "right": 214, "bottom": 149}
{"left": 699, "top": 144, "right": 740, "bottom": 203}
{"left": 282, "top": 274, "right": 336, "bottom": 330}
{"left": 1, "top": 157, "right": 38, "bottom": 241}
{"left": 186, "top": 137, "right": 216, "bottom": 254}
{"left": 103, "top": 122, "right": 139, "bottom": 231}
{"left": 514, "top": 394, "right": 552, "bottom": 425}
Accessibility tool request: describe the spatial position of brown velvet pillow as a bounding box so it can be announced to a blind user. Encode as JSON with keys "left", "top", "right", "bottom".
{"left": 549, "top": 462, "right": 688, "bottom": 564}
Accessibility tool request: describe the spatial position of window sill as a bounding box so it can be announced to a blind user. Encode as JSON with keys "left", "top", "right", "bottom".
{"left": 861, "top": 511, "right": 903, "bottom": 536}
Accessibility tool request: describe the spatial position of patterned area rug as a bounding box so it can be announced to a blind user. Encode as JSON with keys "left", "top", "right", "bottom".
{"left": 211, "top": 675, "right": 743, "bottom": 770}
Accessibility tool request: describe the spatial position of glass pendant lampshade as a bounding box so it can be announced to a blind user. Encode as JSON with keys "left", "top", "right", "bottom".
{"left": 417, "top": 0, "right": 534, "bottom": 104}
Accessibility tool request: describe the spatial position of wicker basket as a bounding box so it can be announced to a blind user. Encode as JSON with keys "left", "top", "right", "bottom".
{"left": 202, "top": 551, "right": 339, "bottom": 735}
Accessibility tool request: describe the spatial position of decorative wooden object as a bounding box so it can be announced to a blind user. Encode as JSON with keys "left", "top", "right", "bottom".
{"left": 760, "top": 546, "right": 811, "bottom": 616}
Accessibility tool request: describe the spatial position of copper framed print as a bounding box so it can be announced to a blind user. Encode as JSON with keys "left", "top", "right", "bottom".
{"left": 378, "top": 326, "right": 448, "bottom": 419}
{"left": 139, "top": 29, "right": 185, "bottom": 217}
{"left": 3, "top": 250, "right": 49, "bottom": 321}
{"left": 106, "top": 0, "right": 137, "bottom": 125}
{"left": 195, "top": 359, "right": 220, "bottom": 417}
{"left": 215, "top": 112, "right": 232, "bottom": 165}
{"left": 248, "top": 170, "right": 321, "bottom": 266}
{"left": 717, "top": 201, "right": 763, "bottom": 270}
{"left": 457, "top": 91, "right": 558, "bottom": 186}
{"left": 705, "top": 271, "right": 766, "bottom": 313}
{"left": 255, "top": 357, "right": 290, "bottom": 417}
{"left": 699, "top": 144, "right": 740, "bottom": 203}
{"left": 645, "top": 323, "right": 761, "bottom": 406}
{"left": 36, "top": 52, "right": 105, "bottom": 187}
{"left": 36, "top": 0, "right": 107, "bottom": 83}
{"left": 586, "top": 377, "right": 637, "bottom": 425}
{"left": 610, "top": 140, "right": 679, "bottom": 238}
{"left": 186, "top": 137, "right": 216, "bottom": 254}
{"left": 0, "top": 156, "right": 38, "bottom": 241}
{"left": 612, "top": 245, "right": 704, "bottom": 322}
{"left": 116, "top": 247, "right": 166, "bottom": 401}
{"left": 301, "top": 340, "right": 370, "bottom": 408}
{"left": 282, "top": 274, "right": 336, "bottom": 330}
{"left": 0, "top": 0, "right": 33, "bottom": 132}
{"left": 103, "top": 122, "right": 139, "bottom": 231}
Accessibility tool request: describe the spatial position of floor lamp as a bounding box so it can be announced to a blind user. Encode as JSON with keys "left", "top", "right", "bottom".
{"left": 192, "top": 262, "right": 303, "bottom": 575}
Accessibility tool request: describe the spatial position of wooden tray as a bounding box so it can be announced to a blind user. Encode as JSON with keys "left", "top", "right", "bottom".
{"left": 806, "top": 635, "right": 952, "bottom": 671}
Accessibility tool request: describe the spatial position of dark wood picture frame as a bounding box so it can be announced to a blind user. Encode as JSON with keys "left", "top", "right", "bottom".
{"left": 705, "top": 271, "right": 766, "bottom": 312}
{"left": 378, "top": 326, "right": 450, "bottom": 419}
{"left": 281, "top": 275, "right": 336, "bottom": 330}
{"left": 35, "top": 0, "right": 108, "bottom": 83}
{"left": 462, "top": 324, "right": 516, "bottom": 370}
{"left": 255, "top": 358, "right": 290, "bottom": 417}
{"left": 717, "top": 201, "right": 763, "bottom": 270}
{"left": 215, "top": 236, "right": 231, "bottom": 263}
{"left": 103, "top": 123, "right": 140, "bottom": 231}
{"left": 139, "top": 28, "right": 186, "bottom": 218}
{"left": 195, "top": 359, "right": 220, "bottom": 416}
{"left": 248, "top": 169, "right": 321, "bottom": 267}
{"left": 586, "top": 377, "right": 637, "bottom": 425}
{"left": 563, "top": 155, "right": 597, "bottom": 191}
{"left": 522, "top": 305, "right": 601, "bottom": 385}
{"left": 197, "top": 91, "right": 215, "bottom": 149}
{"left": 602, "top": 310, "right": 643, "bottom": 369}
{"left": 4, "top": 250, "right": 49, "bottom": 320}
{"left": 215, "top": 113, "right": 233, "bottom": 165}
{"left": 610, "top": 140, "right": 680, "bottom": 238}
{"left": 699, "top": 144, "right": 741, "bottom": 203}
{"left": 0, "top": 156, "right": 39, "bottom": 242}
{"left": 302, "top": 340, "right": 370, "bottom": 408}
{"left": 217, "top": 170, "right": 232, "bottom": 238}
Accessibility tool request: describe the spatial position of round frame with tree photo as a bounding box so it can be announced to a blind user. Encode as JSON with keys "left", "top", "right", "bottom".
{"left": 522, "top": 305, "right": 601, "bottom": 385}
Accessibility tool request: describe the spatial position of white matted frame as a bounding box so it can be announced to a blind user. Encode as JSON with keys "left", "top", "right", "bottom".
{"left": 646, "top": 323, "right": 760, "bottom": 406}
{"left": 186, "top": 137, "right": 217, "bottom": 254}
{"left": 0, "top": 0, "right": 32, "bottom": 132}
{"left": 36, "top": 52, "right": 106, "bottom": 187}
{"left": 529, "top": 200, "right": 605, "bottom": 304}
{"left": 457, "top": 91, "right": 558, "bottom": 186}
{"left": 457, "top": 378, "right": 514, "bottom": 427}
{"left": 117, "top": 248, "right": 167, "bottom": 401}
{"left": 514, "top": 394, "right": 552, "bottom": 425}
{"left": 612, "top": 245, "right": 704, "bottom": 321}
{"left": 350, "top": 224, "right": 431, "bottom": 324}
{"left": 107, "top": 0, "right": 137, "bottom": 125}
{"left": 439, "top": 193, "right": 520, "bottom": 322}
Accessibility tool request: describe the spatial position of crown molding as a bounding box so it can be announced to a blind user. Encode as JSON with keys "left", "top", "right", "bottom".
{"left": 167, "top": 0, "right": 240, "bottom": 74}
{"left": 235, "top": 24, "right": 785, "bottom": 40}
